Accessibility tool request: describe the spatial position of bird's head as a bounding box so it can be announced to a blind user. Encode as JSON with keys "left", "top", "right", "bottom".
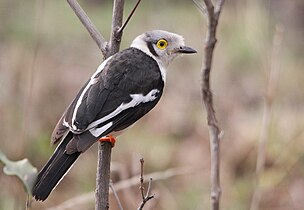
{"left": 131, "top": 30, "right": 197, "bottom": 68}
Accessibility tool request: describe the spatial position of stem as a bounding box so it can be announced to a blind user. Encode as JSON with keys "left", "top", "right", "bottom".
{"left": 95, "top": 143, "right": 112, "bottom": 210}
{"left": 195, "top": 0, "right": 225, "bottom": 209}
{"left": 96, "top": 0, "right": 125, "bottom": 209}
{"left": 118, "top": 0, "right": 142, "bottom": 33}
{"left": 138, "top": 159, "right": 154, "bottom": 210}
{"left": 107, "top": 0, "right": 125, "bottom": 58}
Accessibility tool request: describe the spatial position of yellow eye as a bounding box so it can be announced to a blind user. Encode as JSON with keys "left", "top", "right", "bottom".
{"left": 156, "top": 39, "right": 168, "bottom": 50}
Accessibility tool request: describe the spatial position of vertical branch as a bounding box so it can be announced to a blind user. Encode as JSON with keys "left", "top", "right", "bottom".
{"left": 107, "top": 0, "right": 125, "bottom": 57}
{"left": 250, "top": 25, "right": 283, "bottom": 210}
{"left": 96, "top": 1, "right": 124, "bottom": 209}
{"left": 194, "top": 0, "right": 225, "bottom": 210}
{"left": 95, "top": 143, "right": 112, "bottom": 210}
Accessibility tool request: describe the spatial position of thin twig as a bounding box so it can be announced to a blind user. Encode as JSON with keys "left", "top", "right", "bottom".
{"left": 138, "top": 158, "right": 154, "bottom": 210}
{"left": 250, "top": 24, "right": 284, "bottom": 210}
{"left": 139, "top": 158, "right": 145, "bottom": 199}
{"left": 118, "top": 0, "right": 142, "bottom": 33}
{"left": 194, "top": 0, "right": 225, "bottom": 210}
{"left": 145, "top": 178, "right": 152, "bottom": 199}
{"left": 110, "top": 180, "right": 124, "bottom": 210}
{"left": 67, "top": 0, "right": 108, "bottom": 56}
{"left": 138, "top": 180, "right": 154, "bottom": 210}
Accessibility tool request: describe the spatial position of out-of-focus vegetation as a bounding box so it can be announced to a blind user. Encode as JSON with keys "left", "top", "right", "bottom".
{"left": 1, "top": 0, "right": 304, "bottom": 209}
{"left": 0, "top": 150, "right": 37, "bottom": 195}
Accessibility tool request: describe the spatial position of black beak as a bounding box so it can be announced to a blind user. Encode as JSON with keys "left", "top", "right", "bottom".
{"left": 177, "top": 46, "right": 197, "bottom": 54}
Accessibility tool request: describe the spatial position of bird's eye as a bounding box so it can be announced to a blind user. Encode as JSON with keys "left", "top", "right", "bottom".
{"left": 156, "top": 39, "right": 168, "bottom": 50}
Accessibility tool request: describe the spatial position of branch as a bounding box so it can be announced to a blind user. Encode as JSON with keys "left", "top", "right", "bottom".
{"left": 138, "top": 158, "right": 154, "bottom": 210}
{"left": 194, "top": 0, "right": 225, "bottom": 210}
{"left": 138, "top": 178, "right": 154, "bottom": 210}
{"left": 47, "top": 166, "right": 198, "bottom": 210}
{"left": 95, "top": 142, "right": 112, "bottom": 210}
{"left": 95, "top": 0, "right": 125, "bottom": 209}
{"left": 67, "top": 0, "right": 108, "bottom": 57}
{"left": 106, "top": 0, "right": 125, "bottom": 57}
{"left": 118, "top": 0, "right": 142, "bottom": 33}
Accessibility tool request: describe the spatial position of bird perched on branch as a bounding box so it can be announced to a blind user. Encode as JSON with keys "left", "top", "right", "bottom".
{"left": 32, "top": 30, "right": 196, "bottom": 201}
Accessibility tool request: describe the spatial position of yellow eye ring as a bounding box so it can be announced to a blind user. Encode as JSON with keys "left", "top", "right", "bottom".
{"left": 156, "top": 39, "right": 168, "bottom": 50}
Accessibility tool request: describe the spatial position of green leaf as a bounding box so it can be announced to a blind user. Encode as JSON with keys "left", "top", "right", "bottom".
{"left": 0, "top": 150, "right": 38, "bottom": 195}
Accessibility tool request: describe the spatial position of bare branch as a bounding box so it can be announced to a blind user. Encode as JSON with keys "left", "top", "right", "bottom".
{"left": 196, "top": 0, "right": 225, "bottom": 210}
{"left": 67, "top": 0, "right": 108, "bottom": 56}
{"left": 138, "top": 158, "right": 154, "bottom": 210}
{"left": 95, "top": 143, "right": 112, "bottom": 210}
{"left": 47, "top": 166, "right": 199, "bottom": 210}
{"left": 139, "top": 158, "right": 145, "bottom": 200}
{"left": 214, "top": 0, "right": 225, "bottom": 16}
{"left": 95, "top": 1, "right": 125, "bottom": 209}
{"left": 203, "top": 0, "right": 214, "bottom": 18}
{"left": 145, "top": 178, "right": 152, "bottom": 199}
{"left": 118, "top": 0, "right": 142, "bottom": 33}
{"left": 107, "top": 0, "right": 125, "bottom": 57}
{"left": 138, "top": 179, "right": 154, "bottom": 210}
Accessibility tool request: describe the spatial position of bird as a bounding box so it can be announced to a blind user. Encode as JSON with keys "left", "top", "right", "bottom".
{"left": 32, "top": 30, "right": 196, "bottom": 201}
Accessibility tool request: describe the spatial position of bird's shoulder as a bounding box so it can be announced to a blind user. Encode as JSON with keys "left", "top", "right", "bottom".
{"left": 101, "top": 47, "right": 162, "bottom": 90}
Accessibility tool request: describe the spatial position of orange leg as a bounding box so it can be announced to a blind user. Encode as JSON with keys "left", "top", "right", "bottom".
{"left": 99, "top": 135, "right": 116, "bottom": 147}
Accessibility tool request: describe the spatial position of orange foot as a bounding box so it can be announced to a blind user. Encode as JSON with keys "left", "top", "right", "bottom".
{"left": 99, "top": 135, "right": 116, "bottom": 147}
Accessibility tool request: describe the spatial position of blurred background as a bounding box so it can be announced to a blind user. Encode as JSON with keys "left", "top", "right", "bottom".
{"left": 1, "top": 0, "right": 304, "bottom": 209}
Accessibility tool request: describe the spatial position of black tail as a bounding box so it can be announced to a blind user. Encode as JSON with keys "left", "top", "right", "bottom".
{"left": 32, "top": 132, "right": 81, "bottom": 201}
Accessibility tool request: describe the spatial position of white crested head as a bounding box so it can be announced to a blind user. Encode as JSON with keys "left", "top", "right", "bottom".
{"left": 131, "top": 30, "right": 196, "bottom": 69}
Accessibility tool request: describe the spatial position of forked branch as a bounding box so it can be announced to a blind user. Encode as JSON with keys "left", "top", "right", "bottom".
{"left": 138, "top": 158, "right": 154, "bottom": 210}
{"left": 193, "top": 0, "right": 225, "bottom": 210}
